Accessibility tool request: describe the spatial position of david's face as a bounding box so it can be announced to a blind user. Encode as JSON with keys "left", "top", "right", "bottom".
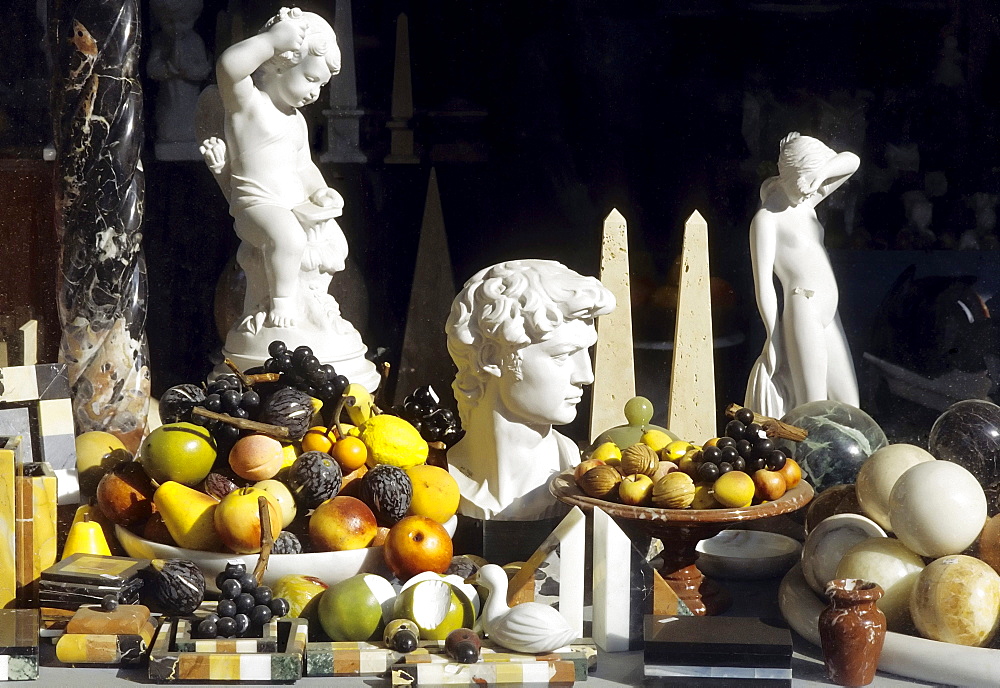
{"left": 493, "top": 319, "right": 597, "bottom": 427}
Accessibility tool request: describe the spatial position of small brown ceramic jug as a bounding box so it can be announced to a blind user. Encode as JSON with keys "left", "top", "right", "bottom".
{"left": 818, "top": 579, "right": 886, "bottom": 687}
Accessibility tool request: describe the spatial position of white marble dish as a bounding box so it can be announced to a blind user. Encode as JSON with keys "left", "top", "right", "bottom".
{"left": 780, "top": 562, "right": 1000, "bottom": 687}
{"left": 695, "top": 529, "right": 801, "bottom": 579}
{"left": 116, "top": 516, "right": 457, "bottom": 592}
{"left": 800, "top": 512, "right": 886, "bottom": 596}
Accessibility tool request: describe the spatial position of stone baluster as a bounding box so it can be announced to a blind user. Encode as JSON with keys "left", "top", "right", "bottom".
{"left": 50, "top": 0, "right": 150, "bottom": 452}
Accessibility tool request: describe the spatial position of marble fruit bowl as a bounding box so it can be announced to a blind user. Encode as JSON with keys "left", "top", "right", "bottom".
{"left": 116, "top": 516, "right": 457, "bottom": 593}
{"left": 549, "top": 469, "right": 813, "bottom": 614}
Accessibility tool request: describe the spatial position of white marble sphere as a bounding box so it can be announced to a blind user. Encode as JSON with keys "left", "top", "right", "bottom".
{"left": 836, "top": 537, "right": 925, "bottom": 633}
{"left": 801, "top": 513, "right": 886, "bottom": 596}
{"left": 889, "top": 460, "right": 987, "bottom": 558}
{"left": 856, "top": 443, "right": 936, "bottom": 532}
{"left": 910, "top": 554, "right": 1000, "bottom": 647}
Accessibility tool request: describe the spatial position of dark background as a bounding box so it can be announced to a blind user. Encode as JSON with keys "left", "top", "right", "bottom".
{"left": 3, "top": 0, "right": 1000, "bottom": 440}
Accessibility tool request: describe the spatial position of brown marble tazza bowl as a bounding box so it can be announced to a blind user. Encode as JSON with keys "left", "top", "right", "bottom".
{"left": 549, "top": 469, "right": 813, "bottom": 614}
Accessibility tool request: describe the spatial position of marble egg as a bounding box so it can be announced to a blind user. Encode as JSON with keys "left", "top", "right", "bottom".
{"left": 928, "top": 399, "right": 1000, "bottom": 514}
{"left": 910, "top": 554, "right": 1000, "bottom": 647}
{"left": 888, "top": 460, "right": 987, "bottom": 558}
{"left": 836, "top": 537, "right": 924, "bottom": 633}
{"left": 855, "top": 443, "right": 936, "bottom": 532}
{"left": 779, "top": 400, "right": 887, "bottom": 493}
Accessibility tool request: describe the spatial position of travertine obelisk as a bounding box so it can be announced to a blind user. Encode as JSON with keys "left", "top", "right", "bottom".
{"left": 590, "top": 208, "right": 636, "bottom": 442}
{"left": 667, "top": 211, "right": 716, "bottom": 441}
{"left": 51, "top": 0, "right": 151, "bottom": 453}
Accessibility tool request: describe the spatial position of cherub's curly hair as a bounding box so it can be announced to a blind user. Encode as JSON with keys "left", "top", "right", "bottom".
{"left": 446, "top": 260, "right": 615, "bottom": 424}
{"left": 256, "top": 11, "right": 340, "bottom": 79}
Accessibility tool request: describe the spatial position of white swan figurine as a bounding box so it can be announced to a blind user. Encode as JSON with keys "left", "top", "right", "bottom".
{"left": 470, "top": 564, "right": 577, "bottom": 654}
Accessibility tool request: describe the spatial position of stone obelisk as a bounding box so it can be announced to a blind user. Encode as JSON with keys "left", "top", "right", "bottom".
{"left": 590, "top": 208, "right": 636, "bottom": 442}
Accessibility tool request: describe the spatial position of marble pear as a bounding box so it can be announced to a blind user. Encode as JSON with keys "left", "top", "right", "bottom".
{"left": 61, "top": 515, "right": 112, "bottom": 559}
{"left": 153, "top": 481, "right": 224, "bottom": 551}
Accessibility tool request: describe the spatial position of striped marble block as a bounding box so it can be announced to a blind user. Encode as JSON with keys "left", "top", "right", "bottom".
{"left": 305, "top": 640, "right": 393, "bottom": 677}
{"left": 0, "top": 610, "right": 40, "bottom": 681}
{"left": 391, "top": 659, "right": 577, "bottom": 686}
{"left": 149, "top": 618, "right": 307, "bottom": 683}
{"left": 14, "top": 461, "right": 57, "bottom": 606}
{"left": 305, "top": 638, "right": 596, "bottom": 679}
{"left": 175, "top": 617, "right": 279, "bottom": 653}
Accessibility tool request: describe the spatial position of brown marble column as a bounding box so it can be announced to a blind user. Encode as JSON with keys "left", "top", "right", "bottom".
{"left": 50, "top": 0, "right": 150, "bottom": 452}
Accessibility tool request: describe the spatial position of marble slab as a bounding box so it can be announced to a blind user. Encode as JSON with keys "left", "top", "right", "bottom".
{"left": 505, "top": 506, "right": 585, "bottom": 639}
{"left": 149, "top": 618, "right": 307, "bottom": 683}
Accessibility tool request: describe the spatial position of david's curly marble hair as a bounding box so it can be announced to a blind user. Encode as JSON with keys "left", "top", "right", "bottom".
{"left": 446, "top": 259, "right": 615, "bottom": 424}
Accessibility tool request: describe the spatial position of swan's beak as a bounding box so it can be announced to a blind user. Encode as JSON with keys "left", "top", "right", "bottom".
{"left": 464, "top": 571, "right": 480, "bottom": 586}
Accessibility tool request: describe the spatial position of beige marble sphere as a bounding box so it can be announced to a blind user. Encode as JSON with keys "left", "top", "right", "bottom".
{"left": 855, "top": 443, "right": 936, "bottom": 532}
{"left": 889, "top": 460, "right": 987, "bottom": 558}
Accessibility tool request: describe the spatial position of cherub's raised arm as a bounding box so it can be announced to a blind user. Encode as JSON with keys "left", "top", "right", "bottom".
{"left": 216, "top": 7, "right": 306, "bottom": 111}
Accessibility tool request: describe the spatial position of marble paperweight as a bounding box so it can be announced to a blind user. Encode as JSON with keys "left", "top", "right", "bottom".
{"left": 39, "top": 553, "right": 148, "bottom": 610}
{"left": 0, "top": 609, "right": 40, "bottom": 681}
{"left": 148, "top": 618, "right": 307, "bottom": 682}
{"left": 643, "top": 615, "right": 792, "bottom": 687}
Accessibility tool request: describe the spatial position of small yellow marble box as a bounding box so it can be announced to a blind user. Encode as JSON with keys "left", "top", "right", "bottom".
{"left": 15, "top": 461, "right": 57, "bottom": 606}
{"left": 0, "top": 437, "right": 18, "bottom": 608}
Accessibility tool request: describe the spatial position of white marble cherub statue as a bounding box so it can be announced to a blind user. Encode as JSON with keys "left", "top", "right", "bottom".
{"left": 445, "top": 260, "right": 615, "bottom": 521}
{"left": 200, "top": 7, "right": 377, "bottom": 386}
{"left": 745, "top": 132, "right": 860, "bottom": 418}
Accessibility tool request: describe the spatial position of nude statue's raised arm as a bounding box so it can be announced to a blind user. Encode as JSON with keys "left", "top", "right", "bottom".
{"left": 799, "top": 151, "right": 860, "bottom": 207}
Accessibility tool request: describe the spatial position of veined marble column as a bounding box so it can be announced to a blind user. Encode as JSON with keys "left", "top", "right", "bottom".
{"left": 50, "top": 0, "right": 150, "bottom": 452}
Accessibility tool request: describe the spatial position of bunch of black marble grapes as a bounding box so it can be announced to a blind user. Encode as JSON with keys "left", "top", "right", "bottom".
{"left": 193, "top": 562, "right": 291, "bottom": 639}
{"left": 695, "top": 407, "right": 788, "bottom": 483}
{"left": 392, "top": 385, "right": 464, "bottom": 447}
{"left": 195, "top": 374, "right": 261, "bottom": 445}
{"left": 257, "top": 340, "right": 351, "bottom": 407}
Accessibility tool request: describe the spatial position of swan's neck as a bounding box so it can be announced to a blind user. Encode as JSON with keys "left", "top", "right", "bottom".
{"left": 482, "top": 583, "right": 510, "bottom": 624}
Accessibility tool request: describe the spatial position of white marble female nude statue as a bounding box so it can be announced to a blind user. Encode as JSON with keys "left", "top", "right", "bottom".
{"left": 745, "top": 132, "right": 860, "bottom": 418}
